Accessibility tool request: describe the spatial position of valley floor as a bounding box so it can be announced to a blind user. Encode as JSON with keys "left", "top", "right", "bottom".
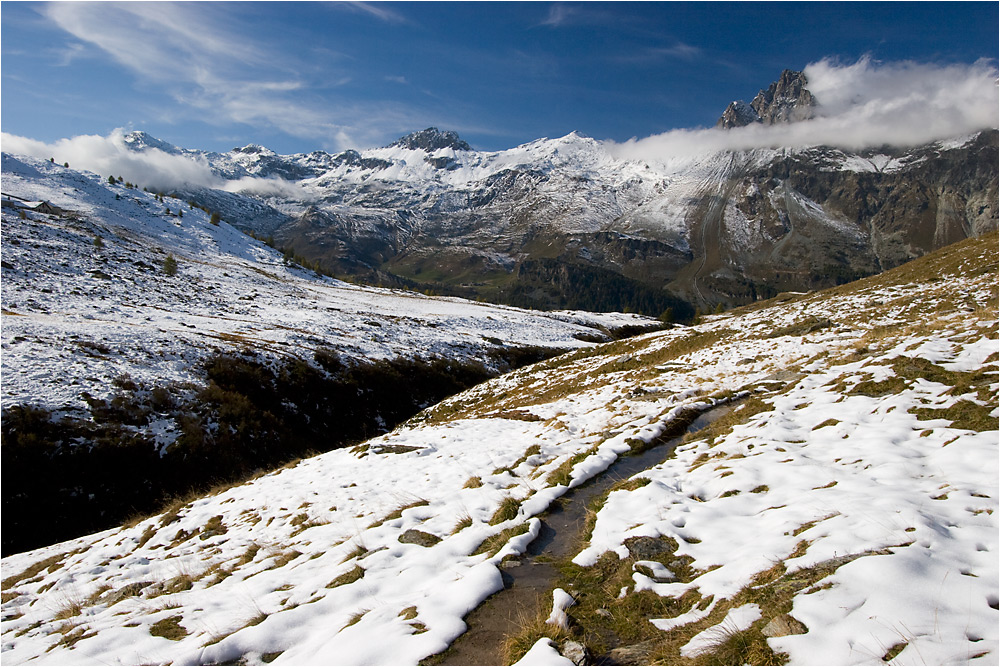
{"left": 1, "top": 234, "right": 997, "bottom": 665}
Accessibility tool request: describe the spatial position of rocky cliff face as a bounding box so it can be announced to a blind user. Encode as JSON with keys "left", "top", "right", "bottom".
{"left": 717, "top": 69, "right": 816, "bottom": 128}
{"left": 388, "top": 127, "right": 472, "bottom": 152}
{"left": 668, "top": 131, "right": 999, "bottom": 306}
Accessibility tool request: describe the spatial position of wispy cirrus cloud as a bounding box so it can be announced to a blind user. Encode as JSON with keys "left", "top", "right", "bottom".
{"left": 51, "top": 42, "right": 89, "bottom": 67}
{"left": 648, "top": 43, "right": 703, "bottom": 60}
{"left": 613, "top": 42, "right": 704, "bottom": 64}
{"left": 339, "top": 2, "right": 411, "bottom": 25}
{"left": 537, "top": 2, "right": 632, "bottom": 29}
{"left": 539, "top": 3, "right": 575, "bottom": 27}
{"left": 39, "top": 2, "right": 375, "bottom": 150}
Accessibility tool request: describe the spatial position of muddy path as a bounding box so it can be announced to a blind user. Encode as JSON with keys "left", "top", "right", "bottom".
{"left": 426, "top": 406, "right": 729, "bottom": 666}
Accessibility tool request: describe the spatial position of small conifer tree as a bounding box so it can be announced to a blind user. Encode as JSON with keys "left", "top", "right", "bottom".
{"left": 210, "top": 212, "right": 221, "bottom": 226}
{"left": 163, "top": 254, "right": 178, "bottom": 276}
{"left": 108, "top": 175, "right": 116, "bottom": 185}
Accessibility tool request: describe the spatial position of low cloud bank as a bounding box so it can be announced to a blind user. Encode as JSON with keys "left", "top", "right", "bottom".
{"left": 609, "top": 57, "right": 999, "bottom": 161}
{"left": 0, "top": 129, "right": 304, "bottom": 198}
{"left": 3, "top": 58, "right": 996, "bottom": 189}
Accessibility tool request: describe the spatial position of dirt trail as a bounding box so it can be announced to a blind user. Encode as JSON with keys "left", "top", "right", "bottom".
{"left": 426, "top": 407, "right": 728, "bottom": 665}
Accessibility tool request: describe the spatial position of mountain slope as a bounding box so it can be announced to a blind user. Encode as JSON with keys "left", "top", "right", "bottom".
{"left": 115, "top": 71, "right": 997, "bottom": 313}
{"left": 2, "top": 233, "right": 995, "bottom": 666}
{"left": 0, "top": 154, "right": 655, "bottom": 553}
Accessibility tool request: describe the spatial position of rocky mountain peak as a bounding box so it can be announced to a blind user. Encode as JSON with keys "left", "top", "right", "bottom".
{"left": 717, "top": 69, "right": 816, "bottom": 129}
{"left": 231, "top": 144, "right": 274, "bottom": 155}
{"left": 122, "top": 131, "right": 182, "bottom": 154}
{"left": 716, "top": 100, "right": 761, "bottom": 129}
{"left": 388, "top": 127, "right": 472, "bottom": 152}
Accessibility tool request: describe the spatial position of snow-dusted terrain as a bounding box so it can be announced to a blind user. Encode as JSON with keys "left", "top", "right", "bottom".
{"left": 2, "top": 173, "right": 995, "bottom": 667}
{"left": 0, "top": 153, "right": 651, "bottom": 417}
{"left": 96, "top": 125, "right": 1000, "bottom": 314}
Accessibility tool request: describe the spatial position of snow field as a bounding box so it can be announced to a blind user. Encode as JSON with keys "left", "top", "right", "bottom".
{"left": 1, "top": 156, "right": 996, "bottom": 666}
{"left": 574, "top": 325, "right": 997, "bottom": 664}
{"left": 1, "top": 363, "right": 720, "bottom": 665}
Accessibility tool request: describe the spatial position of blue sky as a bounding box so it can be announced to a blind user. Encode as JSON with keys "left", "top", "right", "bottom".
{"left": 2, "top": 2, "right": 997, "bottom": 154}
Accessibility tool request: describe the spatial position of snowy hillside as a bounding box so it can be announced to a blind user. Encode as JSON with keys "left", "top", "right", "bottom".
{"left": 0, "top": 152, "right": 651, "bottom": 416}
{"left": 0, "top": 153, "right": 656, "bottom": 554}
{"left": 2, "top": 231, "right": 995, "bottom": 665}
{"left": 125, "top": 121, "right": 997, "bottom": 315}
{"left": 8, "top": 67, "right": 996, "bottom": 314}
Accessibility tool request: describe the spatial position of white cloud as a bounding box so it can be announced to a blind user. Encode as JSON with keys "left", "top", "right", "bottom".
{"left": 0, "top": 129, "right": 307, "bottom": 199}
{"left": 1, "top": 129, "right": 218, "bottom": 191}
{"left": 42, "top": 2, "right": 354, "bottom": 150}
{"left": 608, "top": 57, "right": 999, "bottom": 161}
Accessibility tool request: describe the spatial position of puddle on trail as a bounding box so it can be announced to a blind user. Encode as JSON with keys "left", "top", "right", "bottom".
{"left": 429, "top": 406, "right": 729, "bottom": 666}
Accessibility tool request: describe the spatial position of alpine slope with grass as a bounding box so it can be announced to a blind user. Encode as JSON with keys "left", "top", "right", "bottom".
{"left": 1, "top": 224, "right": 995, "bottom": 664}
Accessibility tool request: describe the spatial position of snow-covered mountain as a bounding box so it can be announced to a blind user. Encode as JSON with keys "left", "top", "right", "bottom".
{"left": 2, "top": 226, "right": 995, "bottom": 665}
{"left": 109, "top": 70, "right": 997, "bottom": 314}
{"left": 0, "top": 153, "right": 654, "bottom": 553}
{"left": 1, "top": 66, "right": 997, "bottom": 666}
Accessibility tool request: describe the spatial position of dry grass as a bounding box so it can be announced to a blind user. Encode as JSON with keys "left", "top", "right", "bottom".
{"left": 47, "top": 623, "right": 98, "bottom": 652}
{"left": 500, "top": 598, "right": 572, "bottom": 665}
{"left": 545, "top": 445, "right": 601, "bottom": 487}
{"left": 340, "top": 543, "right": 369, "bottom": 563}
{"left": 326, "top": 565, "right": 364, "bottom": 589}
{"left": 489, "top": 496, "right": 522, "bottom": 526}
{"left": 149, "top": 615, "right": 188, "bottom": 641}
{"left": 451, "top": 513, "right": 473, "bottom": 535}
{"left": 472, "top": 522, "right": 531, "bottom": 557}
{"left": 53, "top": 598, "right": 83, "bottom": 621}
{"left": 342, "top": 609, "right": 368, "bottom": 630}
{"left": 368, "top": 499, "right": 430, "bottom": 529}
{"left": 2, "top": 550, "right": 81, "bottom": 590}
{"left": 882, "top": 641, "right": 907, "bottom": 662}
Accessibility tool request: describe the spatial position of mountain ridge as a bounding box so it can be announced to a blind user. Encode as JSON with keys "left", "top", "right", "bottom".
{"left": 104, "top": 68, "right": 995, "bottom": 315}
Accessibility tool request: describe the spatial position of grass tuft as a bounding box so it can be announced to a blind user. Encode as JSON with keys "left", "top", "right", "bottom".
{"left": 150, "top": 615, "right": 188, "bottom": 641}
{"left": 500, "top": 600, "right": 572, "bottom": 665}
{"left": 489, "top": 496, "right": 521, "bottom": 525}
{"left": 472, "top": 522, "right": 531, "bottom": 557}
{"left": 327, "top": 565, "right": 364, "bottom": 589}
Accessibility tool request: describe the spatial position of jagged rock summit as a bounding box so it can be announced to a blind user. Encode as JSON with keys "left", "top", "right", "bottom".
{"left": 717, "top": 69, "right": 816, "bottom": 128}
{"left": 387, "top": 127, "right": 472, "bottom": 152}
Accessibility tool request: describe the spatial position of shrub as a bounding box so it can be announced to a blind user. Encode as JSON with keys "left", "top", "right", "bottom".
{"left": 163, "top": 254, "right": 178, "bottom": 276}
